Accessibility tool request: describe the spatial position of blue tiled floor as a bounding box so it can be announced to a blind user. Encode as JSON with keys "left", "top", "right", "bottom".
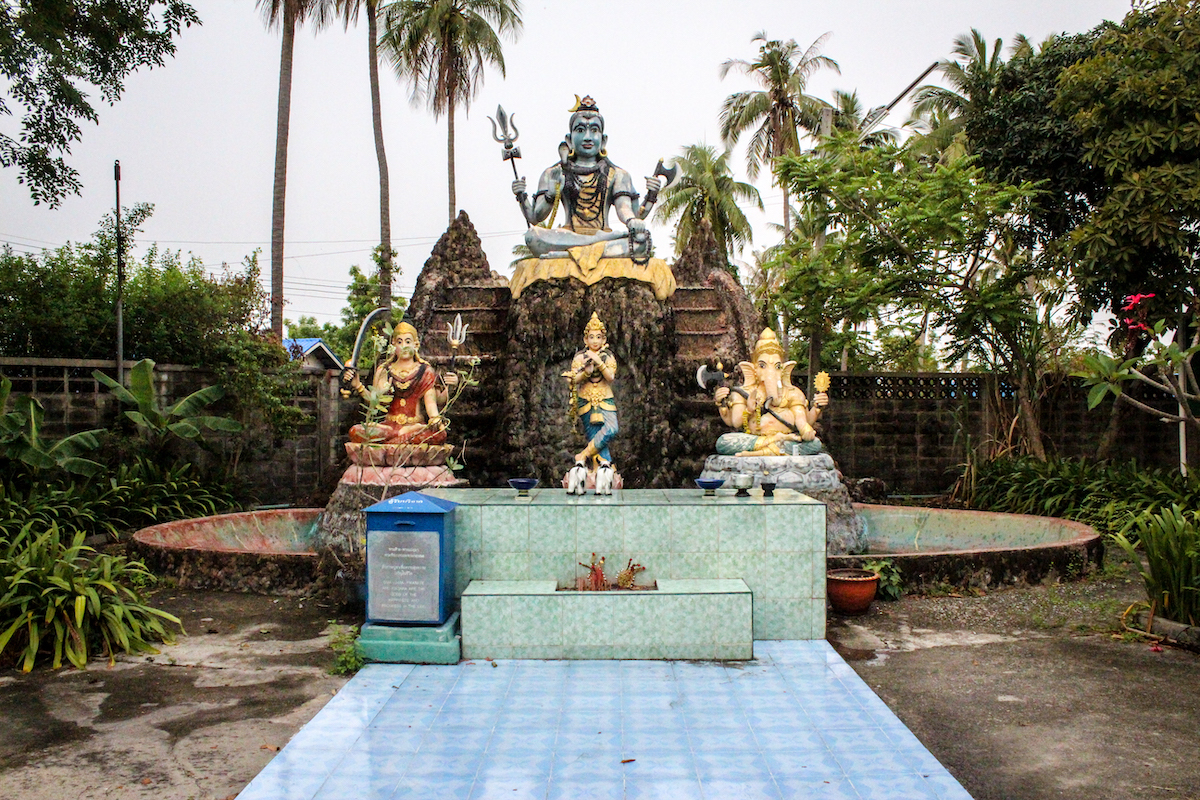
{"left": 237, "top": 641, "right": 972, "bottom": 800}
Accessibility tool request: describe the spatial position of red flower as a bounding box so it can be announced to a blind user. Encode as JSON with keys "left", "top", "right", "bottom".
{"left": 1121, "top": 293, "right": 1156, "bottom": 311}
{"left": 1123, "top": 318, "right": 1150, "bottom": 332}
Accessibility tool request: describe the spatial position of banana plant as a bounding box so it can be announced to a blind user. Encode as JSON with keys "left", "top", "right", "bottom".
{"left": 0, "top": 376, "right": 104, "bottom": 477}
{"left": 93, "top": 359, "right": 243, "bottom": 447}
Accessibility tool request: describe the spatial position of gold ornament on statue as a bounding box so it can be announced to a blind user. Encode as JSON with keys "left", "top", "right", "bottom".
{"left": 813, "top": 371, "right": 831, "bottom": 393}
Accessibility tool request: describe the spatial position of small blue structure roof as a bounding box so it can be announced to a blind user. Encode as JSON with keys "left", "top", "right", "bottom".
{"left": 364, "top": 491, "right": 458, "bottom": 514}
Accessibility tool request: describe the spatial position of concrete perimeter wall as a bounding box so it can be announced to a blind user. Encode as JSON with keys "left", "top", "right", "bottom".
{"left": 1, "top": 359, "right": 1191, "bottom": 501}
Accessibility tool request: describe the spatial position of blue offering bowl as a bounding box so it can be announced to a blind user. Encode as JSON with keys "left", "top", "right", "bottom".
{"left": 695, "top": 478, "right": 724, "bottom": 497}
{"left": 508, "top": 478, "right": 539, "bottom": 497}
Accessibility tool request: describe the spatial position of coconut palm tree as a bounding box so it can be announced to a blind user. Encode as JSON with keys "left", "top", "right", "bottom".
{"left": 380, "top": 0, "right": 523, "bottom": 224}
{"left": 719, "top": 31, "right": 839, "bottom": 235}
{"left": 909, "top": 29, "right": 1030, "bottom": 156}
{"left": 653, "top": 144, "right": 762, "bottom": 265}
{"left": 338, "top": 0, "right": 395, "bottom": 310}
{"left": 259, "top": 0, "right": 337, "bottom": 338}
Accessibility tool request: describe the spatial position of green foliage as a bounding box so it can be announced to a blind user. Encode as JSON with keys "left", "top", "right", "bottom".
{"left": 968, "top": 31, "right": 1104, "bottom": 249}
{"left": 286, "top": 259, "right": 405, "bottom": 362}
{"left": 653, "top": 143, "right": 762, "bottom": 262}
{"left": 1054, "top": 0, "right": 1200, "bottom": 318}
{"left": 966, "top": 455, "right": 1199, "bottom": 535}
{"left": 94, "top": 359, "right": 242, "bottom": 450}
{"left": 0, "top": 376, "right": 104, "bottom": 477}
{"left": 328, "top": 624, "right": 365, "bottom": 676}
{"left": 0, "top": 459, "right": 238, "bottom": 543}
{"left": 0, "top": 523, "right": 181, "bottom": 671}
{"left": 0, "top": 1, "right": 200, "bottom": 206}
{"left": 719, "top": 31, "right": 839, "bottom": 180}
{"left": 1113, "top": 506, "right": 1200, "bottom": 625}
{"left": 862, "top": 558, "right": 903, "bottom": 601}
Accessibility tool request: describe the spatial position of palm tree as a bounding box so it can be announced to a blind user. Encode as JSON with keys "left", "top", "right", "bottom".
{"left": 909, "top": 29, "right": 1029, "bottom": 157}
{"left": 380, "top": 0, "right": 523, "bottom": 224}
{"left": 338, "top": 0, "right": 394, "bottom": 310}
{"left": 719, "top": 31, "right": 839, "bottom": 235}
{"left": 258, "top": 0, "right": 336, "bottom": 338}
{"left": 653, "top": 144, "right": 762, "bottom": 265}
{"left": 829, "top": 89, "right": 897, "bottom": 147}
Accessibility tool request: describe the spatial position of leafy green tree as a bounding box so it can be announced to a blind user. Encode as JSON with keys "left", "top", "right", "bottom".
{"left": 652, "top": 144, "right": 761, "bottom": 266}
{"left": 966, "top": 32, "right": 1104, "bottom": 251}
{"left": 1054, "top": 0, "right": 1200, "bottom": 322}
{"left": 258, "top": 0, "right": 337, "bottom": 338}
{"left": 287, "top": 256, "right": 404, "bottom": 360}
{"left": 910, "top": 29, "right": 1028, "bottom": 156}
{"left": 719, "top": 31, "right": 838, "bottom": 234}
{"left": 0, "top": 0, "right": 199, "bottom": 206}
{"left": 379, "top": 0, "right": 523, "bottom": 223}
{"left": 775, "top": 133, "right": 1060, "bottom": 458}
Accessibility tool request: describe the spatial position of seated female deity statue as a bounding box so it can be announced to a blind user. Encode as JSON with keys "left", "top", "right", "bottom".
{"left": 712, "top": 329, "right": 830, "bottom": 457}
{"left": 342, "top": 322, "right": 448, "bottom": 446}
{"left": 511, "top": 95, "right": 661, "bottom": 261}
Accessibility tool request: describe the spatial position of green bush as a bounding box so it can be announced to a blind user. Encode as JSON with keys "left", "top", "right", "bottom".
{"left": 0, "top": 460, "right": 238, "bottom": 543}
{"left": 965, "top": 456, "right": 1198, "bottom": 535}
{"left": 0, "top": 523, "right": 181, "bottom": 671}
{"left": 1112, "top": 506, "right": 1200, "bottom": 625}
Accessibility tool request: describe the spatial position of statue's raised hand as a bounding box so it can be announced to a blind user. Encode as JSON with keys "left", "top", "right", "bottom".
{"left": 512, "top": 178, "right": 527, "bottom": 198}
{"left": 812, "top": 391, "right": 829, "bottom": 408}
{"left": 342, "top": 366, "right": 363, "bottom": 391}
{"left": 715, "top": 386, "right": 731, "bottom": 404}
{"left": 645, "top": 175, "right": 662, "bottom": 197}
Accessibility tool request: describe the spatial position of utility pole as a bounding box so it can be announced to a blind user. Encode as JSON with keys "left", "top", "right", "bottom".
{"left": 808, "top": 106, "right": 834, "bottom": 399}
{"left": 114, "top": 160, "right": 125, "bottom": 387}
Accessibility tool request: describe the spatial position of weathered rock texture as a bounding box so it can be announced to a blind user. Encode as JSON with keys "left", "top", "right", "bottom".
{"left": 500, "top": 277, "right": 677, "bottom": 487}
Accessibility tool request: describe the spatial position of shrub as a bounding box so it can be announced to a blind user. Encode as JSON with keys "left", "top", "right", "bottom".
{"left": 1112, "top": 506, "right": 1200, "bottom": 625}
{"left": 965, "top": 456, "right": 1199, "bottom": 535}
{"left": 0, "top": 523, "right": 181, "bottom": 671}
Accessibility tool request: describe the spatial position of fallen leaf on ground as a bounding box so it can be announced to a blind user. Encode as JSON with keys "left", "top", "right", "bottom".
{"left": 260, "top": 744, "right": 280, "bottom": 752}
{"left": 621, "top": 758, "right": 636, "bottom": 764}
{"left": 140, "top": 778, "right": 152, "bottom": 785}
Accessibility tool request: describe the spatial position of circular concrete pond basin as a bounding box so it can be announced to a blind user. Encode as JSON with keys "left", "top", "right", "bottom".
{"left": 132, "top": 509, "right": 323, "bottom": 595}
{"left": 829, "top": 504, "right": 1103, "bottom": 591}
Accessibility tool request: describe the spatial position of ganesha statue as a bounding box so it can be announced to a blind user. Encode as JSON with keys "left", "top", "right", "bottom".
{"left": 699, "top": 327, "right": 865, "bottom": 553}
{"left": 712, "top": 328, "right": 828, "bottom": 457}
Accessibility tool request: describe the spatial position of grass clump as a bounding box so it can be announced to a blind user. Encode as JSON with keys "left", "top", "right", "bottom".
{"left": 328, "top": 624, "right": 365, "bottom": 676}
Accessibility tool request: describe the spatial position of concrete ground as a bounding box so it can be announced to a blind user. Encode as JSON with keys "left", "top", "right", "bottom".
{"left": 0, "top": 561, "right": 1196, "bottom": 800}
{"left": 827, "top": 561, "right": 1200, "bottom": 800}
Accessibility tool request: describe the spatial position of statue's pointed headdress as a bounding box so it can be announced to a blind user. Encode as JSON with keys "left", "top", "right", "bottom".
{"left": 584, "top": 311, "right": 607, "bottom": 337}
{"left": 569, "top": 94, "right": 599, "bottom": 113}
{"left": 752, "top": 328, "right": 785, "bottom": 361}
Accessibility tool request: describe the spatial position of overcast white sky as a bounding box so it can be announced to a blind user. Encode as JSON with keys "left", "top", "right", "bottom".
{"left": 1, "top": 0, "right": 1133, "bottom": 328}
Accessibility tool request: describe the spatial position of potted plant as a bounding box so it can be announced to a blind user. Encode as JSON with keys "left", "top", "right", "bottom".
{"left": 827, "top": 568, "right": 880, "bottom": 615}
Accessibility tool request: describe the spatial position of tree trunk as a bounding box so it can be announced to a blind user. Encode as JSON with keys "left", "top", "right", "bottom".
{"left": 807, "top": 328, "right": 822, "bottom": 398}
{"left": 366, "top": 1, "right": 392, "bottom": 311}
{"left": 447, "top": 104, "right": 456, "bottom": 223}
{"left": 270, "top": 2, "right": 296, "bottom": 340}
{"left": 1016, "top": 368, "right": 1047, "bottom": 461}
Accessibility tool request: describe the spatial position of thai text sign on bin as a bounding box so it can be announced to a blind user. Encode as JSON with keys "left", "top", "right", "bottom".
{"left": 363, "top": 491, "right": 457, "bottom": 625}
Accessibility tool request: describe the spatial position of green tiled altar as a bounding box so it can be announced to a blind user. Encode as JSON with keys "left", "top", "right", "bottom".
{"left": 460, "top": 578, "right": 753, "bottom": 660}
{"left": 425, "top": 487, "right": 827, "bottom": 640}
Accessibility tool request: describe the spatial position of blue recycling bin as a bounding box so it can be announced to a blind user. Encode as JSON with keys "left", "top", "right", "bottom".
{"left": 363, "top": 491, "right": 458, "bottom": 626}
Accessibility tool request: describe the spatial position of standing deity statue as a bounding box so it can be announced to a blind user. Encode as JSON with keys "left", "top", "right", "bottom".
{"left": 713, "top": 329, "right": 829, "bottom": 457}
{"left": 565, "top": 312, "right": 619, "bottom": 468}
{"left": 512, "top": 95, "right": 662, "bottom": 261}
{"left": 342, "top": 322, "right": 453, "bottom": 446}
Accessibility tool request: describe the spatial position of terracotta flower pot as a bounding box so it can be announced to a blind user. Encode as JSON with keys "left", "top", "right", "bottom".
{"left": 827, "top": 568, "right": 880, "bottom": 616}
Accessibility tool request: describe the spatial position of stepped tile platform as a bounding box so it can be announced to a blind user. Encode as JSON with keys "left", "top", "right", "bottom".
{"left": 235, "top": 642, "right": 973, "bottom": 800}
{"left": 424, "top": 488, "right": 827, "bottom": 640}
{"left": 461, "top": 579, "right": 753, "bottom": 661}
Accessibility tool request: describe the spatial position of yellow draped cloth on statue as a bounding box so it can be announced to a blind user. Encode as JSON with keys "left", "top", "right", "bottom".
{"left": 509, "top": 242, "right": 676, "bottom": 301}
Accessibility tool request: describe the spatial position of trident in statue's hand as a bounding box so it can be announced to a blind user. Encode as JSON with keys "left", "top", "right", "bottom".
{"left": 489, "top": 105, "right": 530, "bottom": 228}
{"left": 446, "top": 313, "right": 469, "bottom": 376}
{"left": 488, "top": 105, "right": 521, "bottom": 179}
